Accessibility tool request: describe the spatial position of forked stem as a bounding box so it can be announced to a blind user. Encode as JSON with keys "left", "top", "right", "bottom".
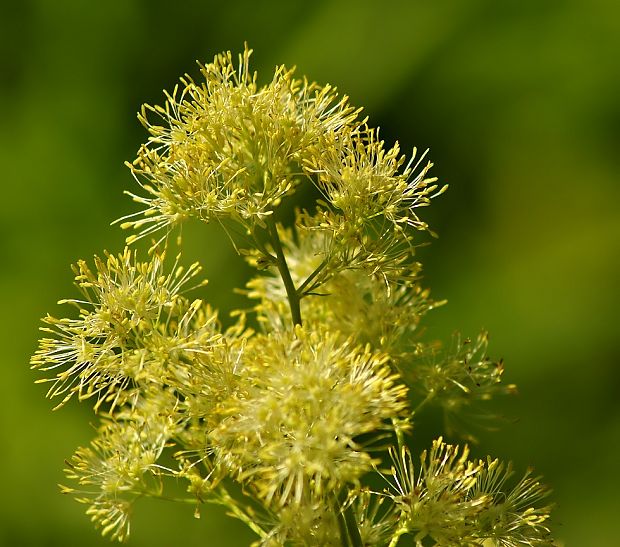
{"left": 266, "top": 217, "right": 302, "bottom": 327}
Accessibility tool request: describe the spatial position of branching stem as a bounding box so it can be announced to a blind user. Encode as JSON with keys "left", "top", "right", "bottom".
{"left": 297, "top": 257, "right": 329, "bottom": 297}
{"left": 266, "top": 217, "right": 302, "bottom": 327}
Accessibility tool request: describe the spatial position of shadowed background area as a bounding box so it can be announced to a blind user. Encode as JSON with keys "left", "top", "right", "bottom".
{"left": 1, "top": 0, "right": 618, "bottom": 545}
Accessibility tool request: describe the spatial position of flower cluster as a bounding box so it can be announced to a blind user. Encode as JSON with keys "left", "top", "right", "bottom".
{"left": 386, "top": 439, "right": 552, "bottom": 546}
{"left": 61, "top": 393, "right": 182, "bottom": 541}
{"left": 121, "top": 47, "right": 360, "bottom": 242}
{"left": 245, "top": 222, "right": 440, "bottom": 350}
{"left": 31, "top": 248, "right": 217, "bottom": 410}
{"left": 32, "top": 46, "right": 553, "bottom": 546}
{"left": 211, "top": 327, "right": 408, "bottom": 507}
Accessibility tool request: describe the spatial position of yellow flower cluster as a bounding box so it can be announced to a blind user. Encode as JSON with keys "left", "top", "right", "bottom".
{"left": 211, "top": 327, "right": 407, "bottom": 506}
{"left": 386, "top": 439, "right": 552, "bottom": 546}
{"left": 121, "top": 47, "right": 359, "bottom": 243}
{"left": 120, "top": 45, "right": 443, "bottom": 289}
{"left": 32, "top": 46, "right": 553, "bottom": 546}
{"left": 31, "top": 248, "right": 218, "bottom": 410}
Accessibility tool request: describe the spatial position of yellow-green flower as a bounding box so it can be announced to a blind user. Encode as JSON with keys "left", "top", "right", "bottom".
{"left": 246, "top": 221, "right": 440, "bottom": 352}
{"left": 31, "top": 247, "right": 217, "bottom": 409}
{"left": 121, "top": 46, "right": 360, "bottom": 242}
{"left": 62, "top": 392, "right": 182, "bottom": 542}
{"left": 32, "top": 45, "right": 553, "bottom": 546}
{"left": 387, "top": 438, "right": 553, "bottom": 546}
{"left": 212, "top": 326, "right": 408, "bottom": 507}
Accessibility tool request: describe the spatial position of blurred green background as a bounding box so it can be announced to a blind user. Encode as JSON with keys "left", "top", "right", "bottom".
{"left": 1, "top": 0, "right": 618, "bottom": 545}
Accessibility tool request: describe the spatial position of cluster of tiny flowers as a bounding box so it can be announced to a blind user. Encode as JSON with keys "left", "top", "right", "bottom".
{"left": 32, "top": 46, "right": 553, "bottom": 546}
{"left": 211, "top": 327, "right": 408, "bottom": 507}
{"left": 120, "top": 47, "right": 360, "bottom": 243}
{"left": 385, "top": 439, "right": 552, "bottom": 547}
{"left": 31, "top": 248, "right": 216, "bottom": 410}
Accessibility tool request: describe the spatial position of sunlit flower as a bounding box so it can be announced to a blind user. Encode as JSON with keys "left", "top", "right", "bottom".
{"left": 61, "top": 393, "right": 182, "bottom": 541}
{"left": 31, "top": 247, "right": 217, "bottom": 409}
{"left": 32, "top": 45, "right": 552, "bottom": 545}
{"left": 301, "top": 127, "right": 446, "bottom": 281}
{"left": 120, "top": 46, "right": 360, "bottom": 242}
{"left": 386, "top": 438, "right": 553, "bottom": 546}
{"left": 212, "top": 327, "right": 408, "bottom": 507}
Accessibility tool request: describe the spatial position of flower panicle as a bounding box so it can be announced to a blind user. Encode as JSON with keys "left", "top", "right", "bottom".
{"left": 119, "top": 44, "right": 364, "bottom": 245}
{"left": 62, "top": 403, "right": 181, "bottom": 542}
{"left": 30, "top": 247, "right": 212, "bottom": 410}
{"left": 32, "top": 45, "right": 554, "bottom": 546}
{"left": 385, "top": 438, "right": 553, "bottom": 546}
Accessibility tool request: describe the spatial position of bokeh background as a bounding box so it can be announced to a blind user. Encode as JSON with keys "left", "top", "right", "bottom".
{"left": 1, "top": 1, "right": 618, "bottom": 545}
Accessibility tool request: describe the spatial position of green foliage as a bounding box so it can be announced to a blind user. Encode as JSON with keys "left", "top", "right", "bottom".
{"left": 32, "top": 46, "right": 553, "bottom": 546}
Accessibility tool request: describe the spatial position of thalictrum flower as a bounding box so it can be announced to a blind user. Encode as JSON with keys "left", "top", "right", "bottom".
{"left": 211, "top": 326, "right": 408, "bottom": 507}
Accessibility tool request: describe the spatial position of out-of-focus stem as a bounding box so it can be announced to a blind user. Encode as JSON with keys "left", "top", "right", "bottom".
{"left": 335, "top": 490, "right": 363, "bottom": 547}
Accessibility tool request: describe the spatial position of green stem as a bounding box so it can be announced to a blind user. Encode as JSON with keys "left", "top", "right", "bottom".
{"left": 137, "top": 491, "right": 197, "bottom": 505}
{"left": 387, "top": 527, "right": 408, "bottom": 547}
{"left": 297, "top": 257, "right": 329, "bottom": 297}
{"left": 266, "top": 217, "right": 302, "bottom": 327}
{"left": 335, "top": 502, "right": 352, "bottom": 547}
{"left": 211, "top": 486, "right": 268, "bottom": 540}
{"left": 251, "top": 229, "right": 277, "bottom": 264}
{"left": 336, "top": 490, "right": 363, "bottom": 547}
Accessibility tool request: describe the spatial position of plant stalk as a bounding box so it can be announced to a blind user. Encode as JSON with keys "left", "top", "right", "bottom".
{"left": 266, "top": 217, "right": 302, "bottom": 327}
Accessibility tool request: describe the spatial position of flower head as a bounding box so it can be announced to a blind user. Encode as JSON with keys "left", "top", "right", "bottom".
{"left": 212, "top": 327, "right": 408, "bottom": 507}
{"left": 401, "top": 332, "right": 517, "bottom": 439}
{"left": 120, "top": 45, "right": 360, "bottom": 242}
{"left": 386, "top": 438, "right": 553, "bottom": 546}
{"left": 62, "top": 392, "right": 182, "bottom": 541}
{"left": 31, "top": 247, "right": 218, "bottom": 410}
{"left": 301, "top": 127, "right": 446, "bottom": 281}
